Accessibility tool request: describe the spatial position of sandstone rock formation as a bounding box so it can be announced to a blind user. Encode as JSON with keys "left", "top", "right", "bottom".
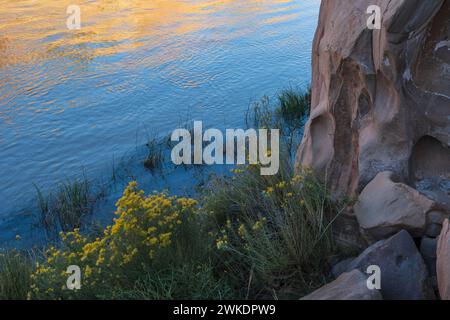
{"left": 296, "top": 0, "right": 450, "bottom": 236}
{"left": 437, "top": 219, "right": 450, "bottom": 299}
{"left": 354, "top": 171, "right": 434, "bottom": 240}
{"left": 301, "top": 269, "right": 382, "bottom": 300}
{"left": 334, "top": 230, "right": 435, "bottom": 300}
{"left": 296, "top": 0, "right": 449, "bottom": 300}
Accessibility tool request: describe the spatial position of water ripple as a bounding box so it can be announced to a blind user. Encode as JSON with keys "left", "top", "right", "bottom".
{"left": 0, "top": 0, "right": 320, "bottom": 215}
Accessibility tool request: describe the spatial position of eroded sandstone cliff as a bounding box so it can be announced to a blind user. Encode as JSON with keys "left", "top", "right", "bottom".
{"left": 297, "top": 0, "right": 450, "bottom": 299}
{"left": 297, "top": 0, "right": 449, "bottom": 241}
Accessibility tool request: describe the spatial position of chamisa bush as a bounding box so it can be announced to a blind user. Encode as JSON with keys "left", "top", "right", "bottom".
{"left": 30, "top": 182, "right": 232, "bottom": 299}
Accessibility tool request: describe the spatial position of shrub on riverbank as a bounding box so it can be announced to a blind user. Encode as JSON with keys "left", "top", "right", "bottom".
{"left": 204, "top": 161, "right": 342, "bottom": 299}
{"left": 29, "top": 182, "right": 224, "bottom": 299}
{"left": 21, "top": 160, "right": 342, "bottom": 299}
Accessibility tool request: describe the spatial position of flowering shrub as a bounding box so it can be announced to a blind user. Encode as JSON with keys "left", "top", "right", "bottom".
{"left": 30, "top": 182, "right": 198, "bottom": 299}
{"left": 24, "top": 162, "right": 343, "bottom": 300}
{"left": 205, "top": 163, "right": 341, "bottom": 299}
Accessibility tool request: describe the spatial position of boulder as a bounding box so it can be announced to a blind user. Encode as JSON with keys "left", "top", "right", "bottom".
{"left": 354, "top": 171, "right": 435, "bottom": 240}
{"left": 428, "top": 211, "right": 447, "bottom": 225}
{"left": 420, "top": 237, "right": 438, "bottom": 276}
{"left": 332, "top": 210, "right": 368, "bottom": 250}
{"left": 426, "top": 210, "right": 448, "bottom": 237}
{"left": 340, "top": 230, "right": 435, "bottom": 300}
{"left": 426, "top": 223, "right": 443, "bottom": 238}
{"left": 301, "top": 270, "right": 382, "bottom": 300}
{"left": 331, "top": 258, "right": 355, "bottom": 279}
{"left": 437, "top": 219, "right": 450, "bottom": 299}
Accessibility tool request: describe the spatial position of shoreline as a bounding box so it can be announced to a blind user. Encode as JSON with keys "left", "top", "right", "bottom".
{"left": 1, "top": 88, "right": 309, "bottom": 250}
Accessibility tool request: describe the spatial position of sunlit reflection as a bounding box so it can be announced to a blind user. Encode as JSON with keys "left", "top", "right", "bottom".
{"left": 0, "top": 0, "right": 304, "bottom": 67}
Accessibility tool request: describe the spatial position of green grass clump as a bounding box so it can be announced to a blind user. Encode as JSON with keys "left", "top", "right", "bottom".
{"left": 276, "top": 87, "right": 311, "bottom": 126}
{"left": 144, "top": 138, "right": 164, "bottom": 172}
{"left": 0, "top": 250, "right": 35, "bottom": 300}
{"left": 115, "top": 264, "right": 233, "bottom": 300}
{"left": 35, "top": 176, "right": 93, "bottom": 235}
{"left": 246, "top": 88, "right": 311, "bottom": 156}
{"left": 54, "top": 178, "right": 92, "bottom": 231}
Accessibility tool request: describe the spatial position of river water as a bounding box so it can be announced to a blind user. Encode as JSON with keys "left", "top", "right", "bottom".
{"left": 0, "top": 0, "right": 320, "bottom": 226}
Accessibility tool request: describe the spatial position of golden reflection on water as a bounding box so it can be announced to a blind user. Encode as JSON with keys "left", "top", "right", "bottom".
{"left": 0, "top": 0, "right": 301, "bottom": 67}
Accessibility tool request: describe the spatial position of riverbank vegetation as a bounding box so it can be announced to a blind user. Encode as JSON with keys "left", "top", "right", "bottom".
{"left": 0, "top": 88, "right": 347, "bottom": 300}
{"left": 34, "top": 176, "right": 95, "bottom": 236}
